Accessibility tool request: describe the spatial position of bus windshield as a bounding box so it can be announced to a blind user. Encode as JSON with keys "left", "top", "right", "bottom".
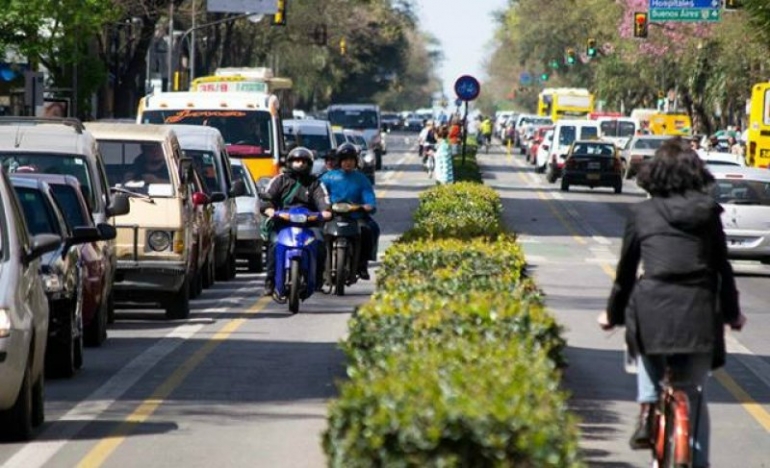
{"left": 141, "top": 109, "right": 273, "bottom": 156}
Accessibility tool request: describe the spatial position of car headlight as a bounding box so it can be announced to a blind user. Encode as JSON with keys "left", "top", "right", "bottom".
{"left": 0, "top": 309, "right": 10, "bottom": 338}
{"left": 289, "top": 214, "right": 308, "bottom": 223}
{"left": 42, "top": 273, "right": 64, "bottom": 293}
{"left": 148, "top": 230, "right": 172, "bottom": 252}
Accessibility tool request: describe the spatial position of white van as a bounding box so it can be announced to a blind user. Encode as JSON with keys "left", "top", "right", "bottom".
{"left": 545, "top": 119, "right": 600, "bottom": 181}
{"left": 597, "top": 117, "right": 639, "bottom": 149}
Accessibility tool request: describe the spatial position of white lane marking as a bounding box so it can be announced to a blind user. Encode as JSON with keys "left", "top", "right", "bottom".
{"left": 592, "top": 235, "right": 612, "bottom": 245}
{"left": 4, "top": 287, "right": 256, "bottom": 468}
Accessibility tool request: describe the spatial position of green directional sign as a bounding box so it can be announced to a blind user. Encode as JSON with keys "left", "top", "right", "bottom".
{"left": 649, "top": 8, "right": 721, "bottom": 22}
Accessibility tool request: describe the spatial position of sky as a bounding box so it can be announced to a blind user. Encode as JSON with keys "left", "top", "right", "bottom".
{"left": 414, "top": 0, "right": 509, "bottom": 99}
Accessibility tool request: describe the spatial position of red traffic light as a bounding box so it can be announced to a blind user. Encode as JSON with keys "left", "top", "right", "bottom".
{"left": 635, "top": 13, "right": 647, "bottom": 24}
{"left": 633, "top": 12, "right": 648, "bottom": 38}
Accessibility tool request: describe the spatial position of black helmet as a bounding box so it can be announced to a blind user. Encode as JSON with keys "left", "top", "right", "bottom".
{"left": 286, "top": 146, "right": 314, "bottom": 175}
{"left": 336, "top": 142, "right": 359, "bottom": 162}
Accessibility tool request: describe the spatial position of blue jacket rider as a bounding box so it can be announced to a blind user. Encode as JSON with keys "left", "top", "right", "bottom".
{"left": 320, "top": 143, "right": 380, "bottom": 279}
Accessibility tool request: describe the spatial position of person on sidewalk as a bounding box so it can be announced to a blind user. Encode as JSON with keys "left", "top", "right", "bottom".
{"left": 599, "top": 137, "right": 746, "bottom": 468}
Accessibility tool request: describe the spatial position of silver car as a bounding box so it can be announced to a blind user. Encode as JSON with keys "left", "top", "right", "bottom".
{"left": 0, "top": 169, "right": 60, "bottom": 440}
{"left": 620, "top": 135, "right": 672, "bottom": 179}
{"left": 230, "top": 159, "right": 263, "bottom": 272}
{"left": 709, "top": 166, "right": 770, "bottom": 262}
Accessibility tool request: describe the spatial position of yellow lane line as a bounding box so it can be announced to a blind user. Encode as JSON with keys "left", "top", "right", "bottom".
{"left": 76, "top": 296, "right": 271, "bottom": 468}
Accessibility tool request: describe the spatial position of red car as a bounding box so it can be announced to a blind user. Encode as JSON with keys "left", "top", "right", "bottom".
{"left": 528, "top": 126, "right": 554, "bottom": 165}
{"left": 14, "top": 174, "right": 117, "bottom": 347}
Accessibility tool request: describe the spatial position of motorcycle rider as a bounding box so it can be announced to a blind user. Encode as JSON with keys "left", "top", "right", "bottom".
{"left": 320, "top": 142, "right": 379, "bottom": 280}
{"left": 260, "top": 147, "right": 332, "bottom": 296}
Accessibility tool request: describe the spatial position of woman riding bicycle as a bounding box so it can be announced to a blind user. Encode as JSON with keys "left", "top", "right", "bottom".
{"left": 599, "top": 137, "right": 746, "bottom": 468}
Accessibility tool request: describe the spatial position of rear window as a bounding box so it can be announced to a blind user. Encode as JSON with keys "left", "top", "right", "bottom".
{"left": 710, "top": 179, "right": 770, "bottom": 206}
{"left": 571, "top": 143, "right": 615, "bottom": 157}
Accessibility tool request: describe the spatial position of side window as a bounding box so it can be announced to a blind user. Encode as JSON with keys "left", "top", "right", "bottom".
{"left": 95, "top": 154, "right": 111, "bottom": 212}
{"left": 6, "top": 184, "right": 31, "bottom": 252}
{"left": 220, "top": 148, "right": 233, "bottom": 190}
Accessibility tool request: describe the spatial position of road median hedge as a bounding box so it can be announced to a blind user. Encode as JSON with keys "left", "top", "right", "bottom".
{"left": 324, "top": 158, "right": 582, "bottom": 466}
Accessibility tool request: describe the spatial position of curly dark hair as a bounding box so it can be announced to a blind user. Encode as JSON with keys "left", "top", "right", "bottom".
{"left": 635, "top": 137, "right": 714, "bottom": 197}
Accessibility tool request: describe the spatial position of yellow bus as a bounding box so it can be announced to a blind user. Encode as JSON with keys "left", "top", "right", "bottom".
{"left": 190, "top": 67, "right": 295, "bottom": 119}
{"left": 136, "top": 91, "right": 285, "bottom": 182}
{"left": 537, "top": 88, "right": 594, "bottom": 121}
{"left": 648, "top": 112, "right": 691, "bottom": 137}
{"left": 747, "top": 82, "right": 770, "bottom": 168}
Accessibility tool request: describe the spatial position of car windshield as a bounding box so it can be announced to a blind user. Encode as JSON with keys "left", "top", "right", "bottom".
{"left": 231, "top": 164, "right": 255, "bottom": 197}
{"left": 141, "top": 109, "right": 273, "bottom": 154}
{"left": 328, "top": 109, "right": 379, "bottom": 129}
{"left": 50, "top": 185, "right": 89, "bottom": 228}
{"left": 284, "top": 130, "right": 334, "bottom": 158}
{"left": 351, "top": 134, "right": 368, "bottom": 149}
{"left": 633, "top": 138, "right": 667, "bottom": 150}
{"left": 710, "top": 179, "right": 770, "bottom": 206}
{"left": 184, "top": 149, "right": 220, "bottom": 193}
{"left": 15, "top": 187, "right": 60, "bottom": 236}
{"left": 97, "top": 140, "right": 174, "bottom": 197}
{"left": 0, "top": 153, "right": 95, "bottom": 210}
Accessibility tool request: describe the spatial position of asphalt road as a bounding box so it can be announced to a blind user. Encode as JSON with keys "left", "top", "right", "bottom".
{"left": 1, "top": 133, "right": 767, "bottom": 467}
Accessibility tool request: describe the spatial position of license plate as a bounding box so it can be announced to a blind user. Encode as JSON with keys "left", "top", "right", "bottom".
{"left": 728, "top": 238, "right": 745, "bottom": 246}
{"left": 587, "top": 173, "right": 600, "bottom": 180}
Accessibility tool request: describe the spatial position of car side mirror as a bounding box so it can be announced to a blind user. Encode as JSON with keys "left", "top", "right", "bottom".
{"left": 230, "top": 180, "right": 246, "bottom": 198}
{"left": 69, "top": 226, "right": 102, "bottom": 247}
{"left": 178, "top": 156, "right": 193, "bottom": 183}
{"left": 25, "top": 234, "right": 62, "bottom": 263}
{"left": 97, "top": 223, "right": 117, "bottom": 241}
{"left": 210, "top": 192, "right": 227, "bottom": 203}
{"left": 192, "top": 191, "right": 211, "bottom": 206}
{"left": 107, "top": 193, "right": 130, "bottom": 217}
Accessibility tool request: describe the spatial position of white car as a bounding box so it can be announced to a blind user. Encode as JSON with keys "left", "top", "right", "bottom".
{"left": 699, "top": 150, "right": 745, "bottom": 168}
{"left": 229, "top": 159, "right": 263, "bottom": 272}
{"left": 709, "top": 166, "right": 770, "bottom": 262}
{"left": 536, "top": 129, "right": 555, "bottom": 173}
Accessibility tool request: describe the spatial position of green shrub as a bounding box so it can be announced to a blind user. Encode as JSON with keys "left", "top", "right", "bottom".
{"left": 344, "top": 287, "right": 565, "bottom": 371}
{"left": 378, "top": 235, "right": 526, "bottom": 295}
{"left": 325, "top": 338, "right": 583, "bottom": 468}
{"left": 402, "top": 182, "right": 504, "bottom": 241}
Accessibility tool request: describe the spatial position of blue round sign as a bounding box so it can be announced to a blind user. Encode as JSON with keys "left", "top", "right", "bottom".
{"left": 454, "top": 75, "right": 480, "bottom": 101}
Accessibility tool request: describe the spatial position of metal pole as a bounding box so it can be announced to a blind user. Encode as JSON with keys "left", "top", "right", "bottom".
{"left": 190, "top": 0, "right": 196, "bottom": 82}
{"left": 461, "top": 100, "right": 469, "bottom": 166}
{"left": 167, "top": 3, "right": 174, "bottom": 91}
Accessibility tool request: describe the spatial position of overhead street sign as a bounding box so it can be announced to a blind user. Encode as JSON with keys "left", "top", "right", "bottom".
{"left": 208, "top": 0, "right": 278, "bottom": 14}
{"left": 649, "top": 8, "right": 721, "bottom": 21}
{"left": 649, "top": 0, "right": 721, "bottom": 22}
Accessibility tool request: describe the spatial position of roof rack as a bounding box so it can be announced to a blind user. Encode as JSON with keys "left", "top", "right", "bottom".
{"left": 0, "top": 117, "right": 85, "bottom": 134}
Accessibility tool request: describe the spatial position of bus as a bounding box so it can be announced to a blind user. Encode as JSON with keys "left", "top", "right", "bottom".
{"left": 136, "top": 91, "right": 285, "bottom": 182}
{"left": 190, "top": 67, "right": 295, "bottom": 119}
{"left": 747, "top": 82, "right": 770, "bottom": 167}
{"left": 537, "top": 88, "right": 594, "bottom": 121}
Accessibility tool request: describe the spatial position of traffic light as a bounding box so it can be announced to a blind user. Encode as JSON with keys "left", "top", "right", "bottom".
{"left": 586, "top": 38, "right": 597, "bottom": 58}
{"left": 633, "top": 12, "right": 648, "bottom": 38}
{"left": 549, "top": 59, "right": 560, "bottom": 70}
{"left": 724, "top": 0, "right": 742, "bottom": 9}
{"left": 272, "top": 0, "right": 286, "bottom": 26}
{"left": 565, "top": 48, "right": 576, "bottom": 65}
{"left": 540, "top": 72, "right": 549, "bottom": 82}
{"left": 339, "top": 37, "right": 347, "bottom": 55}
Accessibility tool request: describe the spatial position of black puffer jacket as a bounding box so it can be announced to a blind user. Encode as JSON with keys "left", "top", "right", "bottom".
{"left": 607, "top": 190, "right": 740, "bottom": 369}
{"left": 259, "top": 171, "right": 330, "bottom": 214}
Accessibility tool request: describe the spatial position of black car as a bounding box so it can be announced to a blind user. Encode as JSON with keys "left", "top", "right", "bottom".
{"left": 10, "top": 177, "right": 104, "bottom": 378}
{"left": 559, "top": 140, "right": 624, "bottom": 194}
{"left": 380, "top": 112, "right": 402, "bottom": 132}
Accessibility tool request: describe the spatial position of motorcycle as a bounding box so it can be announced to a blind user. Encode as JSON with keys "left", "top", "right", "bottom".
{"left": 324, "top": 203, "right": 365, "bottom": 296}
{"left": 272, "top": 206, "right": 323, "bottom": 314}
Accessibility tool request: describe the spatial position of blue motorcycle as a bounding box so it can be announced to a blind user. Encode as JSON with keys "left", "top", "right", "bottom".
{"left": 272, "top": 207, "right": 323, "bottom": 313}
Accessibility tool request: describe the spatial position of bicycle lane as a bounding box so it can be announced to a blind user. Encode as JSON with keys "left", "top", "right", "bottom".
{"left": 477, "top": 150, "right": 770, "bottom": 467}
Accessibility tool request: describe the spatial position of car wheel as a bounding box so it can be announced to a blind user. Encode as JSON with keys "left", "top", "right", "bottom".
{"left": 0, "top": 358, "right": 34, "bottom": 441}
{"left": 47, "top": 305, "right": 77, "bottom": 379}
{"left": 31, "top": 369, "right": 45, "bottom": 428}
{"left": 560, "top": 178, "right": 570, "bottom": 191}
{"left": 546, "top": 169, "right": 557, "bottom": 183}
{"left": 247, "top": 252, "right": 263, "bottom": 273}
{"left": 614, "top": 179, "right": 623, "bottom": 194}
{"left": 190, "top": 268, "right": 203, "bottom": 299}
{"left": 85, "top": 292, "right": 108, "bottom": 347}
{"left": 227, "top": 251, "right": 237, "bottom": 280}
{"left": 165, "top": 277, "right": 191, "bottom": 320}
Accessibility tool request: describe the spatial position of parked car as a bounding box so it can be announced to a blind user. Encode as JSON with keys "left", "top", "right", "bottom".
{"left": 230, "top": 159, "right": 263, "bottom": 273}
{"left": 559, "top": 140, "right": 624, "bottom": 194}
{"left": 185, "top": 165, "right": 218, "bottom": 299}
{"left": 12, "top": 174, "right": 117, "bottom": 347}
{"left": 620, "top": 135, "right": 672, "bottom": 179}
{"left": 0, "top": 117, "right": 129, "bottom": 333}
{"left": 0, "top": 169, "right": 60, "bottom": 440}
{"left": 169, "top": 125, "right": 244, "bottom": 281}
{"left": 709, "top": 166, "right": 770, "bottom": 262}
{"left": 85, "top": 122, "right": 198, "bottom": 319}
{"left": 10, "top": 177, "right": 105, "bottom": 377}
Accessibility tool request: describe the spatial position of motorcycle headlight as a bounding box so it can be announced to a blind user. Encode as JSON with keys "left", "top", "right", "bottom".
{"left": 289, "top": 214, "right": 308, "bottom": 224}
{"left": 0, "top": 309, "right": 10, "bottom": 338}
{"left": 363, "top": 152, "right": 375, "bottom": 165}
{"left": 332, "top": 203, "right": 352, "bottom": 213}
{"left": 42, "top": 273, "right": 64, "bottom": 293}
{"left": 148, "top": 230, "right": 172, "bottom": 252}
